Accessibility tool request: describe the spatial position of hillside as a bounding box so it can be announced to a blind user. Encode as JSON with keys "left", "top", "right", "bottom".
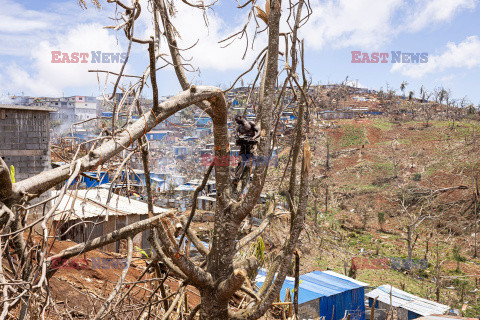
{"left": 261, "top": 118, "right": 480, "bottom": 317}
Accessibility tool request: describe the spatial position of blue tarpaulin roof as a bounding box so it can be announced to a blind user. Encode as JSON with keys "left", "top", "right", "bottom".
{"left": 71, "top": 172, "right": 109, "bottom": 188}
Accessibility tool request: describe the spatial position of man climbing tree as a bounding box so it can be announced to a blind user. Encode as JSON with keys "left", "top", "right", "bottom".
{"left": 233, "top": 114, "right": 260, "bottom": 186}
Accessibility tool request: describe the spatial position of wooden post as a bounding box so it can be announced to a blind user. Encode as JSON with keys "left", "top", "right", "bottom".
{"left": 294, "top": 251, "right": 300, "bottom": 318}
{"left": 370, "top": 297, "right": 378, "bottom": 320}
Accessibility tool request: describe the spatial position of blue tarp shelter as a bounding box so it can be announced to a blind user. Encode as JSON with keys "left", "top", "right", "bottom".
{"left": 194, "top": 116, "right": 212, "bottom": 127}
{"left": 256, "top": 270, "right": 367, "bottom": 320}
{"left": 71, "top": 172, "right": 109, "bottom": 188}
{"left": 173, "top": 146, "right": 190, "bottom": 156}
{"left": 146, "top": 132, "right": 168, "bottom": 141}
{"left": 151, "top": 177, "right": 165, "bottom": 189}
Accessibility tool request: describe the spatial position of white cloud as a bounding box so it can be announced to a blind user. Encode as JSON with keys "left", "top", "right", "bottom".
{"left": 404, "top": 0, "right": 477, "bottom": 32}
{"left": 0, "top": 0, "right": 53, "bottom": 33}
{"left": 171, "top": 6, "right": 262, "bottom": 72}
{"left": 0, "top": 0, "right": 55, "bottom": 55}
{"left": 1, "top": 23, "right": 127, "bottom": 96}
{"left": 300, "top": 0, "right": 478, "bottom": 50}
{"left": 0, "top": 0, "right": 132, "bottom": 96}
{"left": 390, "top": 36, "right": 480, "bottom": 78}
{"left": 137, "top": 0, "right": 266, "bottom": 73}
{"left": 1, "top": 0, "right": 478, "bottom": 96}
{"left": 301, "top": 0, "right": 403, "bottom": 50}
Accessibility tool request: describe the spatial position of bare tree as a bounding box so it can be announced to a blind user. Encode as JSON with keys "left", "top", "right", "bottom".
{"left": 391, "top": 138, "right": 399, "bottom": 179}
{"left": 0, "top": 0, "right": 313, "bottom": 319}
{"left": 393, "top": 185, "right": 467, "bottom": 266}
{"left": 394, "top": 186, "right": 434, "bottom": 264}
{"left": 430, "top": 226, "right": 452, "bottom": 302}
{"left": 420, "top": 86, "right": 433, "bottom": 127}
{"left": 400, "top": 81, "right": 408, "bottom": 98}
{"left": 472, "top": 168, "right": 479, "bottom": 258}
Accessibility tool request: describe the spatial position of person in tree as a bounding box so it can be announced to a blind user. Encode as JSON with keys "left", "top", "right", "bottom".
{"left": 233, "top": 115, "right": 260, "bottom": 185}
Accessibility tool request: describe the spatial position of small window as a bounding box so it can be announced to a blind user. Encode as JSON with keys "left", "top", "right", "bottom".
{"left": 1, "top": 109, "right": 5, "bottom": 120}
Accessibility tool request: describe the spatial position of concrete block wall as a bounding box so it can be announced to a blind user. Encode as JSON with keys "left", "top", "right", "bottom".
{"left": 0, "top": 107, "right": 52, "bottom": 212}
{"left": 0, "top": 108, "right": 51, "bottom": 179}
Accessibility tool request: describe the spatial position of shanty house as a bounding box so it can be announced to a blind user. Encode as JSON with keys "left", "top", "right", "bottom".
{"left": 196, "top": 195, "right": 216, "bottom": 211}
{"left": 175, "top": 179, "right": 215, "bottom": 197}
{"left": 256, "top": 270, "right": 368, "bottom": 320}
{"left": 172, "top": 145, "right": 192, "bottom": 157}
{"left": 319, "top": 110, "right": 354, "bottom": 120}
{"left": 366, "top": 285, "right": 449, "bottom": 320}
{"left": 53, "top": 189, "right": 172, "bottom": 253}
{"left": 146, "top": 130, "right": 173, "bottom": 142}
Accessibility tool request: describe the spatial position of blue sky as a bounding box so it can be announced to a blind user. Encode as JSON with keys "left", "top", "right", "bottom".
{"left": 0, "top": 0, "right": 479, "bottom": 105}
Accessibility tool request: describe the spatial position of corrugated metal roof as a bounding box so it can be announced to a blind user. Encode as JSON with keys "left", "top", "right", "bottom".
{"left": 255, "top": 270, "right": 367, "bottom": 304}
{"left": 300, "top": 271, "right": 365, "bottom": 296}
{"left": 323, "top": 270, "right": 369, "bottom": 287}
{"left": 0, "top": 104, "right": 57, "bottom": 112}
{"left": 53, "top": 189, "right": 171, "bottom": 220}
{"left": 175, "top": 184, "right": 196, "bottom": 191}
{"left": 197, "top": 196, "right": 216, "bottom": 201}
{"left": 186, "top": 179, "right": 215, "bottom": 186}
{"left": 365, "top": 285, "right": 449, "bottom": 316}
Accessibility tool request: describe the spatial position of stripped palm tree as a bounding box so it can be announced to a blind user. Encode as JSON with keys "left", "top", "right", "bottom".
{"left": 400, "top": 81, "right": 408, "bottom": 97}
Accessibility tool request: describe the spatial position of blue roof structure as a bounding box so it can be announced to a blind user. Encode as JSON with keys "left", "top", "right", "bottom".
{"left": 146, "top": 132, "right": 168, "bottom": 141}
{"left": 256, "top": 270, "right": 367, "bottom": 320}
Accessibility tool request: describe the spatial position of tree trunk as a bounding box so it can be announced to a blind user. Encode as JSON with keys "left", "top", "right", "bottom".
{"left": 199, "top": 289, "right": 229, "bottom": 320}
{"left": 391, "top": 141, "right": 397, "bottom": 179}
{"left": 362, "top": 211, "right": 368, "bottom": 230}
{"left": 475, "top": 180, "right": 478, "bottom": 258}
{"left": 325, "top": 185, "right": 328, "bottom": 215}
{"left": 326, "top": 136, "right": 330, "bottom": 170}
{"left": 435, "top": 241, "right": 440, "bottom": 302}
{"left": 425, "top": 238, "right": 429, "bottom": 261}
{"left": 407, "top": 226, "right": 413, "bottom": 268}
{"left": 294, "top": 251, "right": 299, "bottom": 317}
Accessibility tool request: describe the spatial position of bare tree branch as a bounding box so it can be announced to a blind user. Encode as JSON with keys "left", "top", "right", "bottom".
{"left": 48, "top": 211, "right": 173, "bottom": 262}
